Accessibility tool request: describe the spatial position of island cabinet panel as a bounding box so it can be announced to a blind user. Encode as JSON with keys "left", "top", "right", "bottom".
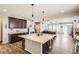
{"left": 19, "top": 34, "right": 56, "bottom": 54}
{"left": 25, "top": 39, "right": 42, "bottom": 54}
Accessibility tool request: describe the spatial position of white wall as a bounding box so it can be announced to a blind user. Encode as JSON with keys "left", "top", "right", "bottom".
{"left": 2, "top": 16, "right": 8, "bottom": 43}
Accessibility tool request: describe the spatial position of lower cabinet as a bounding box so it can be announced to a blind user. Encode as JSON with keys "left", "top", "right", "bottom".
{"left": 8, "top": 33, "right": 25, "bottom": 49}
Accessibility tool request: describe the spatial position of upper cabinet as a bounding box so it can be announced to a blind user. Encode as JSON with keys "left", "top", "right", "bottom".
{"left": 8, "top": 17, "right": 27, "bottom": 29}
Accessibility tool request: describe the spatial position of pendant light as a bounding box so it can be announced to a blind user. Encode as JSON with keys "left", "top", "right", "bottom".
{"left": 31, "top": 4, "right": 34, "bottom": 22}
{"left": 42, "top": 11, "right": 45, "bottom": 21}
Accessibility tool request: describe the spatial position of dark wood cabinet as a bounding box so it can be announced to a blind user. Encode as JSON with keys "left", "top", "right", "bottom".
{"left": 8, "top": 33, "right": 27, "bottom": 43}
{"left": 8, "top": 17, "right": 27, "bottom": 29}
{"left": 9, "top": 17, "right": 16, "bottom": 28}
{"left": 8, "top": 33, "right": 26, "bottom": 50}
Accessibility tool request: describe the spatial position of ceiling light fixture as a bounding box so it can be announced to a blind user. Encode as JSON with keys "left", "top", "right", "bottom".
{"left": 3, "top": 9, "right": 7, "bottom": 12}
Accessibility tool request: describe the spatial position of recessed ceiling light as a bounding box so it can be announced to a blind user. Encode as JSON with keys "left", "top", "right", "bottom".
{"left": 3, "top": 9, "right": 7, "bottom": 12}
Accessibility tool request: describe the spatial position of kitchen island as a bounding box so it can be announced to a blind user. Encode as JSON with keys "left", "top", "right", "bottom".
{"left": 19, "top": 33, "right": 56, "bottom": 54}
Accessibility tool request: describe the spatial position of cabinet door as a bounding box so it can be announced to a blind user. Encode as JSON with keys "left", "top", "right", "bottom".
{"left": 9, "top": 17, "right": 17, "bottom": 28}
{"left": 22, "top": 20, "right": 26, "bottom": 28}
{"left": 16, "top": 19, "right": 21, "bottom": 28}
{"left": 18, "top": 19, "right": 26, "bottom": 28}
{"left": 9, "top": 17, "right": 27, "bottom": 28}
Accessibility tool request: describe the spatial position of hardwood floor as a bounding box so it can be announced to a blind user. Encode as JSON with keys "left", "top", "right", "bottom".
{"left": 0, "top": 33, "right": 78, "bottom": 54}
{"left": 48, "top": 33, "right": 75, "bottom": 54}
{"left": 0, "top": 43, "right": 30, "bottom": 54}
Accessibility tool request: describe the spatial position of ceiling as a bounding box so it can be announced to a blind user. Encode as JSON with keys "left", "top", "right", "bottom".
{"left": 0, "top": 4, "right": 79, "bottom": 20}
